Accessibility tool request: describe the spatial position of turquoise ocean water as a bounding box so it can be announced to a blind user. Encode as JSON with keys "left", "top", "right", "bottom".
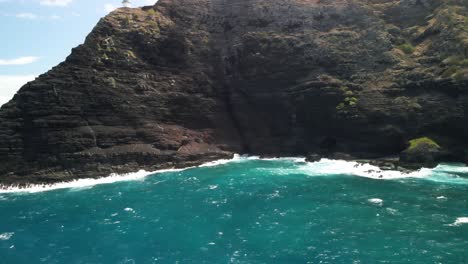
{"left": 1, "top": 157, "right": 468, "bottom": 263}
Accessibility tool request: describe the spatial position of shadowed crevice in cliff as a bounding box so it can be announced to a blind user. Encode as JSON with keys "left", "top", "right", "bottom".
{"left": 211, "top": 0, "right": 253, "bottom": 154}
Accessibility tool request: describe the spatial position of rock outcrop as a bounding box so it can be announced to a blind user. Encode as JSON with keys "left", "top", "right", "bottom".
{"left": 400, "top": 137, "right": 444, "bottom": 168}
{"left": 1, "top": 0, "right": 468, "bottom": 184}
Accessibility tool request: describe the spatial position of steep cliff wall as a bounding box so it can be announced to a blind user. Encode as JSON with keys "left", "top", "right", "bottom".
{"left": 1, "top": 0, "right": 467, "bottom": 184}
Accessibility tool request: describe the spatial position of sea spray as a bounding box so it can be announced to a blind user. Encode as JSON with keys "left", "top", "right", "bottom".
{"left": 1, "top": 155, "right": 468, "bottom": 194}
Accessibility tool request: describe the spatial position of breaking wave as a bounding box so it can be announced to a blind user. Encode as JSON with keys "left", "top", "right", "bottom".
{"left": 447, "top": 217, "right": 468, "bottom": 227}
{"left": 0, "top": 232, "right": 14, "bottom": 240}
{"left": 1, "top": 155, "right": 467, "bottom": 194}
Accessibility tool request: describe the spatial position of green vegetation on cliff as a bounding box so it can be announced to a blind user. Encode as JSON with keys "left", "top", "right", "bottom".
{"left": 407, "top": 137, "right": 440, "bottom": 151}
{"left": 397, "top": 43, "right": 415, "bottom": 54}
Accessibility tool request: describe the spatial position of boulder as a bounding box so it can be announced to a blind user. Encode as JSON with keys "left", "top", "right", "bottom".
{"left": 400, "top": 137, "right": 442, "bottom": 168}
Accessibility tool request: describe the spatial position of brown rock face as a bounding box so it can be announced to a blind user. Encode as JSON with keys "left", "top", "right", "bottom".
{"left": 1, "top": 0, "right": 467, "bottom": 184}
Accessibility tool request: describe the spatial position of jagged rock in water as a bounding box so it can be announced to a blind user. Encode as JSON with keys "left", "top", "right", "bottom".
{"left": 1, "top": 0, "right": 468, "bottom": 184}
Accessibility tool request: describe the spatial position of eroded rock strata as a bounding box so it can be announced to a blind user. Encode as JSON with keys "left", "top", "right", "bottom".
{"left": 1, "top": 0, "right": 468, "bottom": 184}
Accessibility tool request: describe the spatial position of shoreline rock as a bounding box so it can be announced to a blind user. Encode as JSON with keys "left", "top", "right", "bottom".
{"left": 2, "top": 148, "right": 468, "bottom": 189}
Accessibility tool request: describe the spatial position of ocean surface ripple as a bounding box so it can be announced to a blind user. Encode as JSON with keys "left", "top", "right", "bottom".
{"left": 0, "top": 156, "right": 468, "bottom": 263}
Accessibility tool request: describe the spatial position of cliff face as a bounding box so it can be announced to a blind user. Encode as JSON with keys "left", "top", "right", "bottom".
{"left": 1, "top": 0, "right": 468, "bottom": 184}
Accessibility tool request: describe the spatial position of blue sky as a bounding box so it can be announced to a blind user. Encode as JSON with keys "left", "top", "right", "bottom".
{"left": 0, "top": 0, "right": 157, "bottom": 105}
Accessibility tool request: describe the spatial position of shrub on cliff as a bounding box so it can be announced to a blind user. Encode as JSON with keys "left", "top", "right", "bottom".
{"left": 407, "top": 137, "right": 440, "bottom": 151}
{"left": 400, "top": 137, "right": 442, "bottom": 167}
{"left": 397, "top": 43, "right": 415, "bottom": 54}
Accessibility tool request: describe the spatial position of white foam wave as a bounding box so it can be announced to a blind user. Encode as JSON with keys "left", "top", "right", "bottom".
{"left": 0, "top": 155, "right": 244, "bottom": 194}
{"left": 197, "top": 154, "right": 304, "bottom": 168}
{"left": 198, "top": 154, "right": 243, "bottom": 167}
{"left": 0, "top": 232, "right": 14, "bottom": 240}
{"left": 432, "top": 164, "right": 468, "bottom": 174}
{"left": 1, "top": 155, "right": 468, "bottom": 194}
{"left": 300, "top": 159, "right": 432, "bottom": 180}
{"left": 448, "top": 217, "right": 468, "bottom": 226}
{"left": 258, "top": 158, "right": 431, "bottom": 180}
{"left": 259, "top": 157, "right": 306, "bottom": 163}
{"left": 368, "top": 198, "right": 383, "bottom": 205}
{"left": 0, "top": 170, "right": 162, "bottom": 194}
{"left": 256, "top": 158, "right": 468, "bottom": 184}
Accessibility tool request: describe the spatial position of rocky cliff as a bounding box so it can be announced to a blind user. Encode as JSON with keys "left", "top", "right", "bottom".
{"left": 1, "top": 0, "right": 468, "bottom": 184}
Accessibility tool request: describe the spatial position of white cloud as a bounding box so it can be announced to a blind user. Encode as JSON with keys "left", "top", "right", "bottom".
{"left": 0, "top": 96, "right": 12, "bottom": 106}
{"left": 0, "top": 56, "right": 40, "bottom": 66}
{"left": 0, "top": 75, "right": 37, "bottom": 106}
{"left": 39, "top": 0, "right": 72, "bottom": 7}
{"left": 104, "top": 3, "right": 118, "bottom": 13}
{"left": 16, "top": 12, "right": 38, "bottom": 19}
{"left": 140, "top": 0, "right": 157, "bottom": 5}
{"left": 10, "top": 13, "right": 62, "bottom": 20}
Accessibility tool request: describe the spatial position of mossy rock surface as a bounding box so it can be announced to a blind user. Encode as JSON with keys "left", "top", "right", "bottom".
{"left": 407, "top": 137, "right": 440, "bottom": 152}
{"left": 400, "top": 137, "right": 442, "bottom": 167}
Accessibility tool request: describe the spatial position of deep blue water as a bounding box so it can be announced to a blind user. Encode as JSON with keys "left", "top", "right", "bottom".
{"left": 1, "top": 158, "right": 468, "bottom": 263}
